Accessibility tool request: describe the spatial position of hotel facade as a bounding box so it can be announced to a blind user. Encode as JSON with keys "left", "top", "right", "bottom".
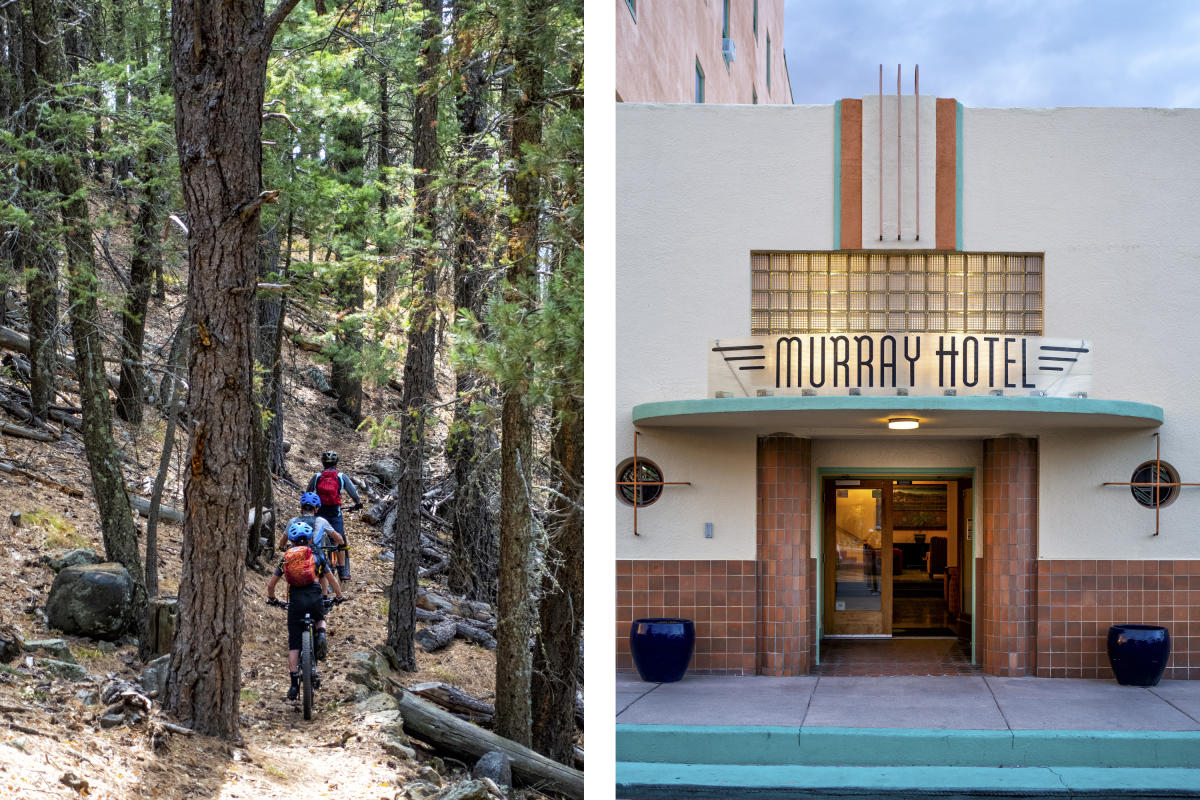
{"left": 616, "top": 93, "right": 1200, "bottom": 679}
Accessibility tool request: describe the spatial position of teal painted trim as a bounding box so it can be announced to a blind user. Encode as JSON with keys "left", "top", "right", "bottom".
{"left": 616, "top": 764, "right": 1200, "bottom": 796}
{"left": 633, "top": 395, "right": 1164, "bottom": 425}
{"left": 616, "top": 725, "right": 1200, "bottom": 768}
{"left": 833, "top": 100, "right": 842, "bottom": 249}
{"left": 956, "top": 101, "right": 964, "bottom": 250}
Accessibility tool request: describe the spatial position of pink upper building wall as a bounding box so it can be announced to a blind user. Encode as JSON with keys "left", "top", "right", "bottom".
{"left": 616, "top": 0, "right": 793, "bottom": 104}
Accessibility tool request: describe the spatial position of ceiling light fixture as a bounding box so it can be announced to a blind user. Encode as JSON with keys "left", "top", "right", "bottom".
{"left": 888, "top": 417, "right": 919, "bottom": 430}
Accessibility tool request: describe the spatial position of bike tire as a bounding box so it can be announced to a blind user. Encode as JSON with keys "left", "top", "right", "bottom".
{"left": 300, "top": 628, "right": 314, "bottom": 720}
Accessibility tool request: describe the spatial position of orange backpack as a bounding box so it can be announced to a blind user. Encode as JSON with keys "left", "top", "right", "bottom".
{"left": 282, "top": 546, "right": 319, "bottom": 587}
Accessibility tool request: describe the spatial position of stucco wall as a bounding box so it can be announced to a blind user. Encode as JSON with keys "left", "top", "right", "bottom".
{"left": 617, "top": 102, "right": 1200, "bottom": 563}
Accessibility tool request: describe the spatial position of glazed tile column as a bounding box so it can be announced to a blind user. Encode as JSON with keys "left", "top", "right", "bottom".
{"left": 981, "top": 436, "right": 1039, "bottom": 676}
{"left": 756, "top": 435, "right": 813, "bottom": 675}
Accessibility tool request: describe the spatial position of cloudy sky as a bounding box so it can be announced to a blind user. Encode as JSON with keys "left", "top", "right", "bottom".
{"left": 782, "top": 0, "right": 1200, "bottom": 108}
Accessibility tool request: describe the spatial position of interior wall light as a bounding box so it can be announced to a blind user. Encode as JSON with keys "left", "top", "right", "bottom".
{"left": 888, "top": 417, "right": 919, "bottom": 430}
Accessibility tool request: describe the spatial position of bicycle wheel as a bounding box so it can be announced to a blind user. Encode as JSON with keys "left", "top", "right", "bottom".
{"left": 300, "top": 627, "right": 314, "bottom": 720}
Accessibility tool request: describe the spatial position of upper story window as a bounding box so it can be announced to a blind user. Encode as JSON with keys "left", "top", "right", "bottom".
{"left": 753, "top": 87, "right": 758, "bottom": 104}
{"left": 753, "top": 0, "right": 759, "bottom": 40}
{"left": 695, "top": 58, "right": 705, "bottom": 103}
{"left": 750, "top": 252, "right": 1044, "bottom": 336}
{"left": 721, "top": 0, "right": 732, "bottom": 66}
{"left": 766, "top": 32, "right": 772, "bottom": 92}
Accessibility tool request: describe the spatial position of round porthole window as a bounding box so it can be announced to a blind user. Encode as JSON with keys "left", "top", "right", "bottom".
{"left": 617, "top": 458, "right": 663, "bottom": 507}
{"left": 1129, "top": 461, "right": 1180, "bottom": 509}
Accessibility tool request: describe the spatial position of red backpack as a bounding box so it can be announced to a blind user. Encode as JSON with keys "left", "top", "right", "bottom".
{"left": 282, "top": 546, "right": 320, "bottom": 587}
{"left": 315, "top": 469, "right": 341, "bottom": 507}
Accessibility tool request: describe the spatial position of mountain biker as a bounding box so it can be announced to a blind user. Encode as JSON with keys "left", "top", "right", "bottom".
{"left": 278, "top": 492, "right": 347, "bottom": 602}
{"left": 306, "top": 451, "right": 362, "bottom": 580}
{"left": 266, "top": 521, "right": 329, "bottom": 701}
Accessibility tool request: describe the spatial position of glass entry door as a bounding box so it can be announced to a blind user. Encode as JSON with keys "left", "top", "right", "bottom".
{"left": 823, "top": 480, "right": 892, "bottom": 635}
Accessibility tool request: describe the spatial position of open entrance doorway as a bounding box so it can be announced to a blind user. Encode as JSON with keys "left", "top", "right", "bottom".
{"left": 822, "top": 476, "right": 973, "bottom": 666}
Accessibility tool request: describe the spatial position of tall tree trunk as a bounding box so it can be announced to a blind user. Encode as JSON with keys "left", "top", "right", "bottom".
{"left": 531, "top": 393, "right": 583, "bottom": 763}
{"left": 375, "top": 64, "right": 397, "bottom": 305}
{"left": 494, "top": 0, "right": 550, "bottom": 747}
{"left": 447, "top": 13, "right": 497, "bottom": 603}
{"left": 329, "top": 116, "right": 364, "bottom": 424}
{"left": 249, "top": 227, "right": 282, "bottom": 566}
{"left": 385, "top": 0, "right": 441, "bottom": 673}
{"left": 33, "top": 0, "right": 148, "bottom": 648}
{"left": 166, "top": 0, "right": 302, "bottom": 740}
{"left": 115, "top": 184, "right": 158, "bottom": 423}
{"left": 1, "top": 2, "right": 23, "bottom": 330}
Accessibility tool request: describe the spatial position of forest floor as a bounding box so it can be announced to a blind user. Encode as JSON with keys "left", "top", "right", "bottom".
{"left": 0, "top": 272, "right": 512, "bottom": 798}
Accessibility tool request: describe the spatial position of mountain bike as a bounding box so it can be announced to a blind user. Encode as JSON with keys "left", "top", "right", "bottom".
{"left": 267, "top": 597, "right": 329, "bottom": 720}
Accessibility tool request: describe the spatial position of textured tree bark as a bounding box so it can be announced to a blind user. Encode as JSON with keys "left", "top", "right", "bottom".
{"left": 385, "top": 0, "right": 441, "bottom": 673}
{"left": 494, "top": 0, "right": 550, "bottom": 748}
{"left": 115, "top": 189, "right": 158, "bottom": 423}
{"left": 375, "top": 63, "right": 396, "bottom": 306}
{"left": 166, "top": 0, "right": 301, "bottom": 739}
{"left": 447, "top": 1, "right": 498, "bottom": 604}
{"left": 328, "top": 116, "right": 364, "bottom": 424}
{"left": 532, "top": 395, "right": 583, "bottom": 763}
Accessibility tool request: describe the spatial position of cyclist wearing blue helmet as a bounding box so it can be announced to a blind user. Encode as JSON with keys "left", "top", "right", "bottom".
{"left": 266, "top": 520, "right": 330, "bottom": 700}
{"left": 277, "top": 493, "right": 346, "bottom": 602}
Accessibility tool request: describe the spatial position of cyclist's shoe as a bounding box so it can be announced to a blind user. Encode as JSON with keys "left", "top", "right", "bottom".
{"left": 339, "top": 569, "right": 351, "bottom": 582}
{"left": 332, "top": 596, "right": 347, "bottom": 605}
{"left": 322, "top": 597, "right": 333, "bottom": 612}
{"left": 312, "top": 673, "right": 321, "bottom": 690}
{"left": 316, "top": 630, "right": 328, "bottom": 661}
{"left": 287, "top": 671, "right": 300, "bottom": 701}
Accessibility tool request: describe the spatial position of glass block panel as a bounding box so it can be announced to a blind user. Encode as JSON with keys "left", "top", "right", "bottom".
{"left": 948, "top": 274, "right": 964, "bottom": 293}
{"left": 811, "top": 311, "right": 828, "bottom": 330}
{"left": 946, "top": 311, "right": 964, "bottom": 330}
{"left": 811, "top": 272, "right": 828, "bottom": 291}
{"left": 967, "top": 293, "right": 985, "bottom": 311}
{"left": 948, "top": 254, "right": 965, "bottom": 273}
{"left": 831, "top": 273, "right": 848, "bottom": 292}
{"left": 870, "top": 273, "right": 887, "bottom": 291}
{"left": 848, "top": 253, "right": 866, "bottom": 272}
{"left": 889, "top": 255, "right": 907, "bottom": 272}
{"left": 869, "top": 312, "right": 886, "bottom": 331}
{"left": 770, "top": 292, "right": 788, "bottom": 310}
{"left": 948, "top": 293, "right": 964, "bottom": 311}
{"left": 1026, "top": 312, "right": 1043, "bottom": 331}
{"left": 834, "top": 252, "right": 852, "bottom": 271}
{"left": 830, "top": 292, "right": 848, "bottom": 311}
{"left": 753, "top": 272, "right": 769, "bottom": 290}
{"left": 770, "top": 272, "right": 788, "bottom": 290}
{"left": 849, "top": 311, "right": 868, "bottom": 329}
{"left": 1006, "top": 274, "right": 1023, "bottom": 291}
{"left": 986, "top": 292, "right": 1004, "bottom": 310}
{"left": 928, "top": 254, "right": 946, "bottom": 272}
{"left": 811, "top": 292, "right": 828, "bottom": 310}
{"left": 1026, "top": 293, "right": 1041, "bottom": 311}
{"left": 888, "top": 312, "right": 906, "bottom": 330}
{"left": 1006, "top": 313, "right": 1023, "bottom": 330}
{"left": 790, "top": 252, "right": 809, "bottom": 270}
{"left": 1026, "top": 256, "right": 1042, "bottom": 273}
{"left": 966, "top": 312, "right": 985, "bottom": 331}
{"left": 986, "top": 313, "right": 1004, "bottom": 331}
{"left": 908, "top": 293, "right": 926, "bottom": 311}
{"left": 968, "top": 274, "right": 985, "bottom": 292}
{"left": 1006, "top": 255, "right": 1024, "bottom": 273}
{"left": 849, "top": 273, "right": 868, "bottom": 291}
{"left": 850, "top": 292, "right": 867, "bottom": 310}
{"left": 986, "top": 255, "right": 1004, "bottom": 272}
{"left": 791, "top": 311, "right": 809, "bottom": 329}
{"left": 888, "top": 274, "right": 906, "bottom": 291}
{"left": 771, "top": 311, "right": 788, "bottom": 330}
{"left": 987, "top": 274, "right": 1003, "bottom": 292}
{"left": 752, "top": 311, "right": 769, "bottom": 330}
{"left": 908, "top": 312, "right": 927, "bottom": 330}
{"left": 869, "top": 292, "right": 886, "bottom": 311}
{"left": 752, "top": 291, "right": 769, "bottom": 309}
{"left": 908, "top": 254, "right": 926, "bottom": 272}
{"left": 1006, "top": 293, "right": 1022, "bottom": 311}
{"left": 928, "top": 312, "right": 946, "bottom": 330}
{"left": 889, "top": 293, "right": 906, "bottom": 310}
{"left": 831, "top": 312, "right": 848, "bottom": 330}
{"left": 1025, "top": 274, "right": 1042, "bottom": 291}
{"left": 909, "top": 273, "right": 926, "bottom": 291}
{"left": 966, "top": 254, "right": 985, "bottom": 274}
{"left": 771, "top": 253, "right": 789, "bottom": 270}
{"left": 791, "top": 273, "right": 808, "bottom": 290}
{"left": 811, "top": 253, "right": 829, "bottom": 269}
{"left": 791, "top": 292, "right": 808, "bottom": 309}
{"left": 870, "top": 254, "right": 887, "bottom": 271}
{"left": 752, "top": 253, "right": 769, "bottom": 270}
{"left": 929, "top": 293, "right": 946, "bottom": 311}
{"left": 928, "top": 273, "right": 945, "bottom": 292}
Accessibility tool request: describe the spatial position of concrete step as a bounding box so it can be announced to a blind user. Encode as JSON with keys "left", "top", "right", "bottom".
{"left": 616, "top": 763, "right": 1200, "bottom": 798}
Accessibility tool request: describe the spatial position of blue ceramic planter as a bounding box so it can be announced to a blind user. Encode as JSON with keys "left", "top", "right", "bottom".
{"left": 630, "top": 618, "right": 695, "bottom": 683}
{"left": 1107, "top": 624, "right": 1170, "bottom": 686}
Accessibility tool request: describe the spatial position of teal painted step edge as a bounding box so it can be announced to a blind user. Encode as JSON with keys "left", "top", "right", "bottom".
{"left": 616, "top": 763, "right": 1200, "bottom": 797}
{"left": 616, "top": 725, "right": 1200, "bottom": 768}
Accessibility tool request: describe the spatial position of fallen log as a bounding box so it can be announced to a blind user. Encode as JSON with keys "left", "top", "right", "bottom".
{"left": 128, "top": 494, "right": 184, "bottom": 523}
{"left": 0, "top": 461, "right": 84, "bottom": 498}
{"left": 419, "top": 556, "right": 449, "bottom": 580}
{"left": 0, "top": 420, "right": 55, "bottom": 442}
{"left": 415, "top": 608, "right": 444, "bottom": 624}
{"left": 454, "top": 622, "right": 496, "bottom": 650}
{"left": 409, "top": 682, "right": 495, "bottom": 719}
{"left": 47, "top": 408, "right": 82, "bottom": 430}
{"left": 363, "top": 494, "right": 395, "bottom": 525}
{"left": 390, "top": 685, "right": 583, "bottom": 799}
{"left": 415, "top": 620, "right": 458, "bottom": 653}
{"left": 283, "top": 321, "right": 324, "bottom": 353}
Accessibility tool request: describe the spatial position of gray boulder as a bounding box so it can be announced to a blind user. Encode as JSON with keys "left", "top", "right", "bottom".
{"left": 45, "top": 563, "right": 134, "bottom": 641}
{"left": 140, "top": 654, "right": 170, "bottom": 697}
{"left": 24, "top": 638, "right": 74, "bottom": 662}
{"left": 41, "top": 658, "right": 89, "bottom": 681}
{"left": 432, "top": 781, "right": 492, "bottom": 800}
{"left": 40, "top": 549, "right": 103, "bottom": 572}
{"left": 366, "top": 458, "right": 403, "bottom": 487}
{"left": 472, "top": 752, "right": 512, "bottom": 788}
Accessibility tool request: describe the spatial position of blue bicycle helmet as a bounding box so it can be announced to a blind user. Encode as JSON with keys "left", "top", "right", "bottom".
{"left": 286, "top": 520, "right": 314, "bottom": 544}
{"left": 300, "top": 492, "right": 321, "bottom": 509}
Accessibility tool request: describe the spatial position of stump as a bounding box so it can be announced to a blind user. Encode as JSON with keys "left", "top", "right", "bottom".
{"left": 147, "top": 597, "right": 179, "bottom": 656}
